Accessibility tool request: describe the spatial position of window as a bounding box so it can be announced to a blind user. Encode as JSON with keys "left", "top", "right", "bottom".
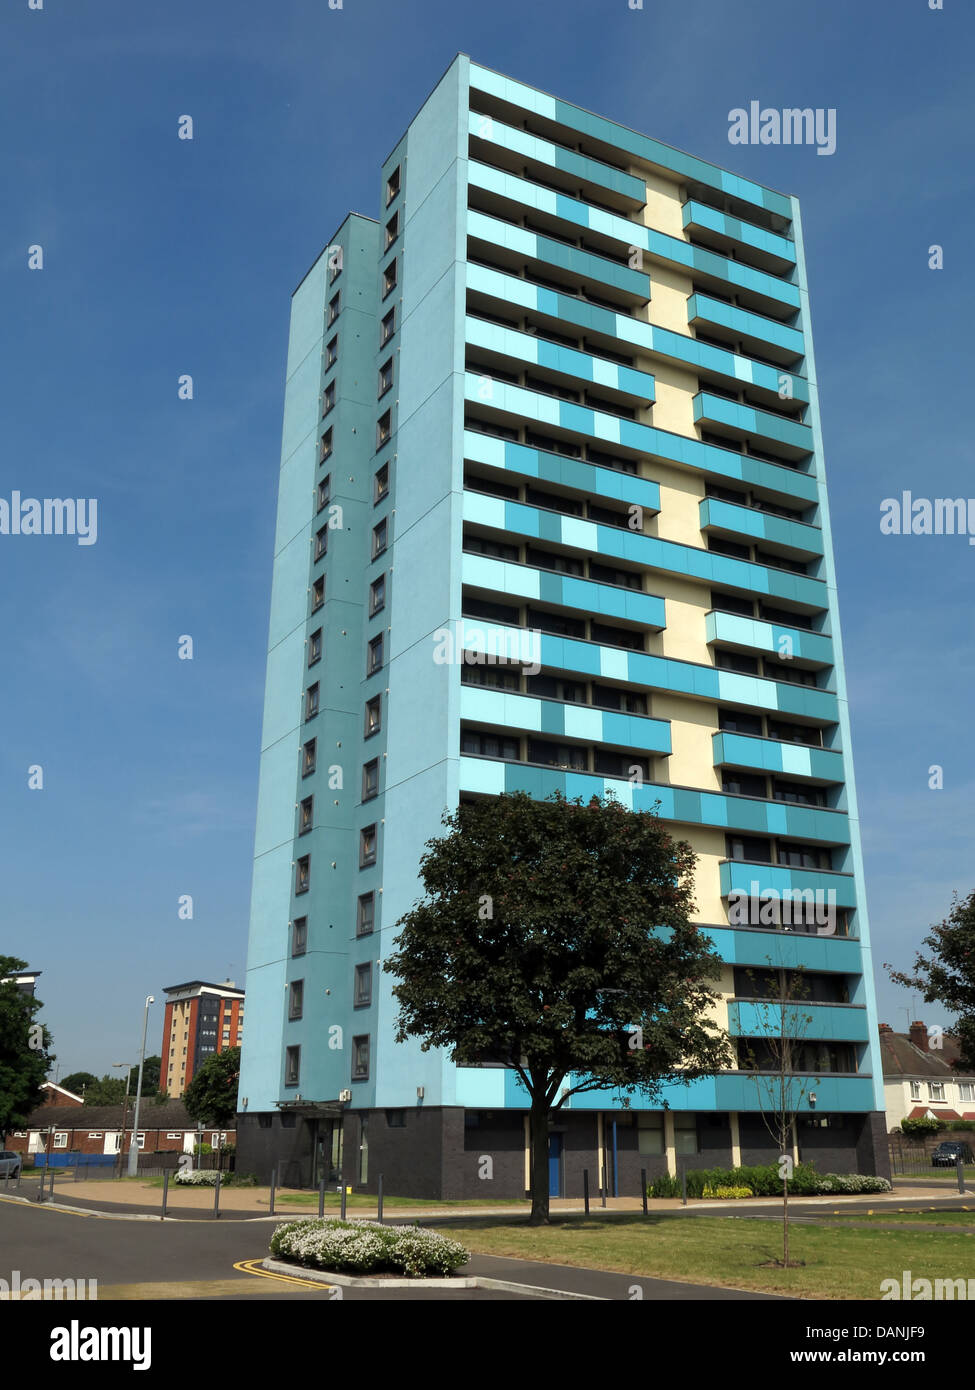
{"left": 929, "top": 1082, "right": 946, "bottom": 1102}
{"left": 299, "top": 796, "right": 313, "bottom": 835}
{"left": 288, "top": 980, "right": 304, "bottom": 1021}
{"left": 374, "top": 462, "right": 389, "bottom": 502}
{"left": 385, "top": 1109, "right": 406, "bottom": 1127}
{"left": 384, "top": 212, "right": 399, "bottom": 249}
{"left": 386, "top": 165, "right": 400, "bottom": 204}
{"left": 382, "top": 259, "right": 397, "bottom": 298}
{"left": 88, "top": 1132, "right": 103, "bottom": 1139}
{"left": 308, "top": 629, "right": 322, "bottom": 665}
{"left": 726, "top": 835, "right": 772, "bottom": 863}
{"left": 280, "top": 1113, "right": 296, "bottom": 1129}
{"left": 53, "top": 1133, "right": 67, "bottom": 1149}
{"left": 362, "top": 759, "right": 379, "bottom": 801}
{"left": 352, "top": 1035, "right": 371, "bottom": 1080}
{"left": 354, "top": 963, "right": 373, "bottom": 1007}
{"left": 367, "top": 633, "right": 384, "bottom": 676}
{"left": 360, "top": 823, "right": 377, "bottom": 867}
{"left": 372, "top": 518, "right": 388, "bottom": 558}
{"left": 378, "top": 358, "right": 394, "bottom": 397}
{"left": 311, "top": 575, "right": 325, "bottom": 612}
{"left": 292, "top": 917, "right": 307, "bottom": 957}
{"left": 315, "top": 526, "right": 328, "bottom": 562}
{"left": 960, "top": 1082, "right": 975, "bottom": 1103}
{"left": 637, "top": 1113, "right": 664, "bottom": 1155}
{"left": 320, "top": 429, "right": 333, "bottom": 464}
{"left": 369, "top": 574, "right": 386, "bottom": 616}
{"left": 326, "top": 335, "right": 338, "bottom": 368}
{"left": 305, "top": 684, "right": 320, "bottom": 720}
{"left": 380, "top": 308, "right": 395, "bottom": 346}
{"left": 317, "top": 476, "right": 331, "bottom": 512}
{"left": 327, "top": 292, "right": 340, "bottom": 326}
{"left": 285, "top": 1046, "right": 300, "bottom": 1086}
{"left": 463, "top": 729, "right": 519, "bottom": 760}
{"left": 722, "top": 772, "right": 767, "bottom": 798}
{"left": 295, "top": 855, "right": 310, "bottom": 894}
{"left": 777, "top": 842, "right": 829, "bottom": 870}
{"left": 674, "top": 1113, "right": 698, "bottom": 1155}
{"left": 364, "top": 695, "right": 382, "bottom": 738}
{"left": 257, "top": 1114, "right": 273, "bottom": 1130}
{"left": 357, "top": 893, "right": 375, "bottom": 936}
{"left": 302, "top": 738, "right": 317, "bottom": 775}
{"left": 909, "top": 1080, "right": 921, "bottom": 1101}
{"left": 322, "top": 382, "right": 335, "bottom": 416}
{"left": 376, "top": 411, "right": 392, "bottom": 449}
{"left": 719, "top": 708, "right": 764, "bottom": 737}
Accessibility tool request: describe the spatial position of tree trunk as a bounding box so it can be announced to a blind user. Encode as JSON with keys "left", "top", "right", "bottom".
{"left": 528, "top": 1098, "right": 550, "bottom": 1225}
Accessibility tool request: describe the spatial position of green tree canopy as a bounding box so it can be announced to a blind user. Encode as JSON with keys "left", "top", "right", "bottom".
{"left": 888, "top": 890, "right": 975, "bottom": 1070}
{"left": 83, "top": 1076, "right": 128, "bottom": 1107}
{"left": 383, "top": 792, "right": 732, "bottom": 1222}
{"left": 126, "top": 1056, "right": 161, "bottom": 1096}
{"left": 0, "top": 955, "right": 54, "bottom": 1140}
{"left": 59, "top": 1071, "right": 97, "bottom": 1097}
{"left": 184, "top": 1046, "right": 241, "bottom": 1128}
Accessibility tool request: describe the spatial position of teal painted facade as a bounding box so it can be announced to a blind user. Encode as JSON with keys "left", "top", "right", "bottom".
{"left": 239, "top": 55, "right": 888, "bottom": 1189}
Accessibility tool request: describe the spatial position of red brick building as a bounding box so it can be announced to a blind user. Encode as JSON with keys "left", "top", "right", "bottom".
{"left": 161, "top": 979, "right": 244, "bottom": 1099}
{"left": 5, "top": 1100, "right": 235, "bottom": 1159}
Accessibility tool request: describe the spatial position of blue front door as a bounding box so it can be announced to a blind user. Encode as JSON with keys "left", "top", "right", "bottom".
{"left": 548, "top": 1133, "right": 563, "bottom": 1197}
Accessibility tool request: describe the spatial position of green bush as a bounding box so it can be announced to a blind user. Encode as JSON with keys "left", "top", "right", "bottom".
{"left": 270, "top": 1218, "right": 470, "bottom": 1279}
{"left": 701, "top": 1184, "right": 753, "bottom": 1199}
{"left": 900, "top": 1116, "right": 943, "bottom": 1136}
{"left": 648, "top": 1161, "right": 891, "bottom": 1199}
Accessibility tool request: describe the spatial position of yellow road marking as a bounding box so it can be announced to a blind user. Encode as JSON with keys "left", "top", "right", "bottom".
{"left": 234, "top": 1258, "right": 333, "bottom": 1289}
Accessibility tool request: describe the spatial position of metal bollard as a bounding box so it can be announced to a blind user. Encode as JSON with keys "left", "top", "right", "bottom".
{"left": 213, "top": 1172, "right": 221, "bottom": 1219}
{"left": 958, "top": 1154, "right": 966, "bottom": 1194}
{"left": 681, "top": 1167, "right": 687, "bottom": 1207}
{"left": 340, "top": 1177, "right": 347, "bottom": 1221}
{"left": 583, "top": 1168, "right": 590, "bottom": 1215}
{"left": 600, "top": 1161, "right": 607, "bottom": 1208}
{"left": 269, "top": 1166, "right": 276, "bottom": 1217}
{"left": 318, "top": 1178, "right": 326, "bottom": 1218}
{"left": 377, "top": 1173, "right": 384, "bottom": 1224}
{"left": 641, "top": 1168, "right": 648, "bottom": 1216}
{"left": 161, "top": 1169, "right": 170, "bottom": 1220}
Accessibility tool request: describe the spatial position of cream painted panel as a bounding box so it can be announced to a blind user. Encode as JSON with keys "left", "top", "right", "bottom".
{"left": 641, "top": 170, "right": 687, "bottom": 240}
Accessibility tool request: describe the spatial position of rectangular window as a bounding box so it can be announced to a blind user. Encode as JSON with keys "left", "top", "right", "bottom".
{"left": 299, "top": 796, "right": 313, "bottom": 835}
{"left": 386, "top": 166, "right": 400, "bottom": 204}
{"left": 463, "top": 730, "right": 520, "bottom": 761}
{"left": 726, "top": 835, "right": 772, "bottom": 863}
{"left": 637, "top": 1113, "right": 664, "bottom": 1155}
{"left": 326, "top": 335, "right": 338, "bottom": 368}
{"left": 362, "top": 758, "right": 379, "bottom": 801}
{"left": 320, "top": 429, "right": 333, "bottom": 464}
{"left": 367, "top": 633, "right": 384, "bottom": 676}
{"left": 374, "top": 462, "right": 389, "bottom": 502}
{"left": 295, "top": 856, "right": 310, "bottom": 894}
{"left": 674, "top": 1113, "right": 698, "bottom": 1155}
{"left": 308, "top": 629, "right": 322, "bottom": 666}
{"left": 376, "top": 411, "right": 391, "bottom": 449}
{"left": 288, "top": 980, "right": 304, "bottom": 1020}
{"left": 959, "top": 1082, "right": 975, "bottom": 1103}
{"left": 719, "top": 708, "right": 764, "bottom": 737}
{"left": 317, "top": 476, "right": 331, "bottom": 512}
{"left": 311, "top": 575, "right": 325, "bottom": 612}
{"left": 285, "top": 1046, "right": 300, "bottom": 1086}
{"left": 322, "top": 382, "right": 335, "bottom": 416}
{"left": 385, "top": 1110, "right": 406, "bottom": 1127}
{"left": 360, "top": 823, "right": 378, "bottom": 867}
{"left": 315, "top": 526, "right": 328, "bottom": 561}
{"left": 371, "top": 518, "right": 388, "bottom": 558}
{"left": 378, "top": 358, "right": 394, "bottom": 397}
{"left": 369, "top": 573, "right": 386, "bottom": 616}
{"left": 327, "top": 292, "right": 340, "bottom": 326}
{"left": 53, "top": 1133, "right": 68, "bottom": 1149}
{"left": 357, "top": 892, "right": 375, "bottom": 936}
{"left": 302, "top": 738, "right": 317, "bottom": 776}
{"left": 354, "top": 962, "right": 373, "bottom": 1007}
{"left": 384, "top": 212, "right": 399, "bottom": 249}
{"left": 292, "top": 917, "right": 307, "bottom": 957}
{"left": 364, "top": 696, "right": 382, "bottom": 738}
{"left": 352, "top": 1035, "right": 371, "bottom": 1080}
{"left": 380, "top": 308, "right": 395, "bottom": 346}
{"left": 929, "top": 1082, "right": 946, "bottom": 1101}
{"left": 909, "top": 1080, "right": 921, "bottom": 1100}
{"left": 382, "top": 259, "right": 397, "bottom": 298}
{"left": 305, "top": 684, "right": 320, "bottom": 720}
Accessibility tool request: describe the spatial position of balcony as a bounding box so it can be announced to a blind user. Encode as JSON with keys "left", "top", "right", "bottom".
{"left": 682, "top": 200, "right": 796, "bottom": 275}
{"left": 687, "top": 293, "right": 805, "bottom": 366}
{"left": 459, "top": 687, "right": 672, "bottom": 755}
{"left": 693, "top": 392, "right": 814, "bottom": 461}
{"left": 463, "top": 429, "right": 661, "bottom": 514}
{"left": 465, "top": 314, "right": 654, "bottom": 406}
{"left": 703, "top": 924, "right": 863, "bottom": 972}
{"left": 699, "top": 497, "right": 822, "bottom": 561}
{"left": 705, "top": 611, "right": 834, "bottom": 667}
{"left": 462, "top": 551, "right": 666, "bottom": 629}
{"left": 712, "top": 731, "right": 844, "bottom": 783}
{"left": 729, "top": 1001, "right": 870, "bottom": 1043}
{"left": 719, "top": 858, "right": 857, "bottom": 910}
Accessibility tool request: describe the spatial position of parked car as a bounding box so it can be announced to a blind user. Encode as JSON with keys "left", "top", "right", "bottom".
{"left": 931, "top": 1140, "right": 975, "bottom": 1167}
{"left": 0, "top": 1151, "right": 22, "bottom": 1178}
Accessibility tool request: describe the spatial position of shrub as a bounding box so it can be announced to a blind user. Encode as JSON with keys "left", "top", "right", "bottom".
{"left": 269, "top": 1218, "right": 469, "bottom": 1279}
{"left": 174, "top": 1169, "right": 219, "bottom": 1186}
{"left": 900, "top": 1116, "right": 943, "bottom": 1136}
{"left": 701, "top": 1184, "right": 753, "bottom": 1199}
{"left": 647, "top": 1162, "right": 891, "bottom": 1199}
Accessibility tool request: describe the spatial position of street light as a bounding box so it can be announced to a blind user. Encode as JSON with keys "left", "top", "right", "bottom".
{"left": 112, "top": 1063, "right": 133, "bottom": 1176}
{"left": 127, "top": 996, "right": 155, "bottom": 1178}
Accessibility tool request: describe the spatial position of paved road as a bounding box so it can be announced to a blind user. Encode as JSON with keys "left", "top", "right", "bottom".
{"left": 0, "top": 1195, "right": 781, "bottom": 1300}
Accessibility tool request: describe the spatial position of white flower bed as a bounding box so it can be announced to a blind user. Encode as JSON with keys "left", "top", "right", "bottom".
{"left": 813, "top": 1173, "right": 892, "bottom": 1194}
{"left": 270, "top": 1218, "right": 470, "bottom": 1278}
{"left": 174, "top": 1169, "right": 220, "bottom": 1186}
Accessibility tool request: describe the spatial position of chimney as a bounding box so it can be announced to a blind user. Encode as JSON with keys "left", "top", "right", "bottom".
{"left": 878, "top": 1022, "right": 893, "bottom": 1034}
{"left": 909, "top": 1020, "right": 928, "bottom": 1052}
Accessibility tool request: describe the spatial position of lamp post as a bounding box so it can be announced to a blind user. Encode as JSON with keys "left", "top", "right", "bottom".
{"left": 127, "top": 996, "right": 155, "bottom": 1178}
{"left": 113, "top": 1063, "right": 132, "bottom": 1176}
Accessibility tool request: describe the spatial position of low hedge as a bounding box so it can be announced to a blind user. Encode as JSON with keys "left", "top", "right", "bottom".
{"left": 270, "top": 1218, "right": 470, "bottom": 1279}
{"left": 649, "top": 1162, "right": 891, "bottom": 1199}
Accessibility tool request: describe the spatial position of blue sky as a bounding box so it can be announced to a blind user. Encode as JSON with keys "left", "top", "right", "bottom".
{"left": 2, "top": 0, "right": 971, "bottom": 1075}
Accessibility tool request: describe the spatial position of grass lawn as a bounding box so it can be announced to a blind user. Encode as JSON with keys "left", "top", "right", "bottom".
{"left": 827, "top": 1209, "right": 975, "bottom": 1225}
{"left": 440, "top": 1213, "right": 975, "bottom": 1299}
{"left": 275, "top": 1192, "right": 525, "bottom": 1209}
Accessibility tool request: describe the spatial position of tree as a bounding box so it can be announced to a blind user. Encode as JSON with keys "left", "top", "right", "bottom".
{"left": 887, "top": 891, "right": 975, "bottom": 1070}
{"left": 383, "top": 792, "right": 732, "bottom": 1223}
{"left": 126, "top": 1056, "right": 161, "bottom": 1096}
{"left": 60, "top": 1072, "right": 97, "bottom": 1097}
{"left": 184, "top": 1047, "right": 241, "bottom": 1130}
{"left": 738, "top": 961, "right": 818, "bottom": 1269}
{"left": 82, "top": 1076, "right": 127, "bottom": 1106}
{"left": 0, "top": 955, "right": 55, "bottom": 1142}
